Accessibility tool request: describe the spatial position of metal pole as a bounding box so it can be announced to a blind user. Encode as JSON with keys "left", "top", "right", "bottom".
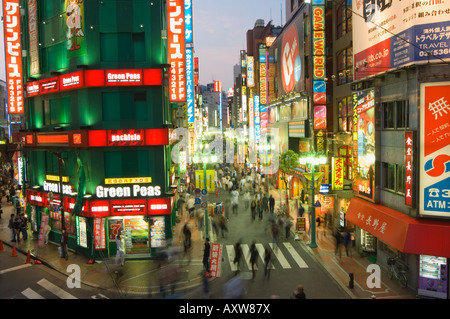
{"left": 203, "top": 161, "right": 209, "bottom": 239}
{"left": 309, "top": 162, "right": 317, "bottom": 248}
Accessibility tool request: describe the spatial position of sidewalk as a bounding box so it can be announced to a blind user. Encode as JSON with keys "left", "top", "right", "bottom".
{"left": 0, "top": 198, "right": 206, "bottom": 298}
{"left": 269, "top": 188, "right": 417, "bottom": 299}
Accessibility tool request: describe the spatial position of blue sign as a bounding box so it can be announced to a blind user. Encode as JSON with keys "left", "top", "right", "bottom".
{"left": 195, "top": 188, "right": 200, "bottom": 194}
{"left": 314, "top": 200, "right": 321, "bottom": 207}
{"left": 184, "top": 0, "right": 193, "bottom": 44}
{"left": 186, "top": 47, "right": 194, "bottom": 125}
{"left": 201, "top": 189, "right": 207, "bottom": 195}
{"left": 195, "top": 197, "right": 201, "bottom": 205}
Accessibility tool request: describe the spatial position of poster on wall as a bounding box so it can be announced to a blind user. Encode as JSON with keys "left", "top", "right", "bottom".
{"left": 94, "top": 217, "right": 106, "bottom": 250}
{"left": 124, "top": 217, "right": 149, "bottom": 254}
{"left": 65, "top": 0, "right": 85, "bottom": 58}
{"left": 76, "top": 216, "right": 88, "bottom": 248}
{"left": 420, "top": 82, "right": 450, "bottom": 218}
{"left": 108, "top": 218, "right": 124, "bottom": 240}
{"left": 352, "top": 88, "right": 376, "bottom": 202}
{"left": 150, "top": 217, "right": 166, "bottom": 248}
{"left": 352, "top": 0, "right": 450, "bottom": 80}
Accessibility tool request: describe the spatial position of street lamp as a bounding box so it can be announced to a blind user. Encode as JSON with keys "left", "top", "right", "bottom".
{"left": 193, "top": 150, "right": 216, "bottom": 239}
{"left": 299, "top": 154, "right": 327, "bottom": 248}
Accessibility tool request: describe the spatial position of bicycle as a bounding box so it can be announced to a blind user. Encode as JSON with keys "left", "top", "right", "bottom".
{"left": 387, "top": 257, "right": 408, "bottom": 288}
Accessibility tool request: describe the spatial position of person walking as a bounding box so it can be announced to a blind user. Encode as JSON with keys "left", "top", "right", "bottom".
{"left": 271, "top": 221, "right": 280, "bottom": 252}
{"left": 249, "top": 241, "right": 258, "bottom": 279}
{"left": 115, "top": 234, "right": 125, "bottom": 266}
{"left": 20, "top": 213, "right": 28, "bottom": 241}
{"left": 203, "top": 238, "right": 211, "bottom": 272}
{"left": 344, "top": 232, "right": 352, "bottom": 257}
{"left": 334, "top": 230, "right": 342, "bottom": 259}
{"left": 182, "top": 223, "right": 192, "bottom": 264}
{"left": 45, "top": 224, "right": 51, "bottom": 244}
{"left": 60, "top": 228, "right": 69, "bottom": 260}
{"left": 264, "top": 245, "right": 272, "bottom": 280}
{"left": 233, "top": 240, "right": 243, "bottom": 274}
{"left": 13, "top": 215, "right": 21, "bottom": 242}
{"left": 262, "top": 195, "right": 268, "bottom": 214}
{"left": 257, "top": 199, "right": 263, "bottom": 221}
{"left": 284, "top": 213, "right": 293, "bottom": 239}
{"left": 291, "top": 284, "right": 306, "bottom": 299}
{"left": 269, "top": 194, "right": 275, "bottom": 213}
{"left": 230, "top": 188, "right": 239, "bottom": 215}
{"left": 8, "top": 213, "right": 15, "bottom": 242}
{"left": 250, "top": 198, "right": 257, "bottom": 221}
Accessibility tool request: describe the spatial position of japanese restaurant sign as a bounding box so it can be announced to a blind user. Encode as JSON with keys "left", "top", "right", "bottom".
{"left": 3, "top": 0, "right": 24, "bottom": 113}
{"left": 209, "top": 243, "right": 223, "bottom": 277}
{"left": 168, "top": 0, "right": 186, "bottom": 102}
{"left": 94, "top": 217, "right": 106, "bottom": 250}
{"left": 332, "top": 157, "right": 344, "bottom": 190}
{"left": 405, "top": 131, "right": 413, "bottom": 207}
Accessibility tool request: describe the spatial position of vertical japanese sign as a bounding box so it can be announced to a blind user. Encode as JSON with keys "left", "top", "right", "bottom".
{"left": 94, "top": 217, "right": 106, "bottom": 250}
{"left": 332, "top": 158, "right": 344, "bottom": 190}
{"left": 254, "top": 94, "right": 261, "bottom": 144}
{"left": 247, "top": 56, "right": 255, "bottom": 88}
{"left": 352, "top": 88, "right": 376, "bottom": 202}
{"left": 184, "top": 0, "right": 193, "bottom": 44}
{"left": 405, "top": 132, "right": 413, "bottom": 207}
{"left": 186, "top": 47, "right": 194, "bottom": 128}
{"left": 312, "top": 0, "right": 326, "bottom": 131}
{"left": 3, "top": 0, "right": 24, "bottom": 114}
{"left": 209, "top": 243, "right": 223, "bottom": 277}
{"left": 168, "top": 0, "right": 186, "bottom": 102}
{"left": 420, "top": 82, "right": 450, "bottom": 218}
{"left": 38, "top": 214, "right": 49, "bottom": 248}
{"left": 260, "top": 62, "right": 267, "bottom": 105}
{"left": 27, "top": 0, "right": 40, "bottom": 76}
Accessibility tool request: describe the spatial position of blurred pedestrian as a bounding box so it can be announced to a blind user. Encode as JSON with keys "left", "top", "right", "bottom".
{"left": 202, "top": 270, "right": 211, "bottom": 299}
{"left": 231, "top": 189, "right": 239, "bottom": 215}
{"left": 284, "top": 213, "right": 293, "bottom": 239}
{"left": 203, "top": 238, "right": 211, "bottom": 272}
{"left": 233, "top": 239, "right": 243, "bottom": 273}
{"left": 8, "top": 213, "right": 15, "bottom": 242}
{"left": 344, "top": 232, "right": 352, "bottom": 257}
{"left": 258, "top": 199, "right": 263, "bottom": 221}
{"left": 271, "top": 221, "right": 280, "bottom": 252}
{"left": 13, "top": 215, "right": 21, "bottom": 242}
{"left": 115, "top": 234, "right": 125, "bottom": 266}
{"left": 224, "top": 273, "right": 247, "bottom": 299}
{"left": 249, "top": 241, "right": 258, "bottom": 279}
{"left": 269, "top": 194, "right": 275, "bottom": 213}
{"left": 250, "top": 198, "right": 256, "bottom": 221}
{"left": 291, "top": 284, "right": 306, "bottom": 299}
{"left": 262, "top": 195, "right": 268, "bottom": 214}
{"left": 45, "top": 224, "right": 51, "bottom": 244}
{"left": 264, "top": 245, "right": 272, "bottom": 280}
{"left": 218, "top": 214, "right": 228, "bottom": 238}
{"left": 20, "top": 213, "right": 28, "bottom": 240}
{"left": 334, "top": 230, "right": 342, "bottom": 259}
{"left": 298, "top": 204, "right": 305, "bottom": 217}
{"left": 60, "top": 228, "right": 69, "bottom": 260}
{"left": 182, "top": 223, "right": 192, "bottom": 264}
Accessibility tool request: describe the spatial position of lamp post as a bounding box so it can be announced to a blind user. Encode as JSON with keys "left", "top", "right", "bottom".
{"left": 299, "top": 154, "right": 327, "bottom": 248}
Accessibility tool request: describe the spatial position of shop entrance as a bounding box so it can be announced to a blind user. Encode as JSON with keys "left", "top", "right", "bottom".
{"left": 108, "top": 216, "right": 150, "bottom": 255}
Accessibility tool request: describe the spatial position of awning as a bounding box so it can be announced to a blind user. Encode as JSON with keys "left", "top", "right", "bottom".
{"left": 347, "top": 197, "right": 450, "bottom": 258}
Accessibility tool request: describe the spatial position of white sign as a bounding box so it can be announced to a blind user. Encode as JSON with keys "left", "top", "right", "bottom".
{"left": 96, "top": 184, "right": 161, "bottom": 198}
{"left": 43, "top": 180, "right": 73, "bottom": 195}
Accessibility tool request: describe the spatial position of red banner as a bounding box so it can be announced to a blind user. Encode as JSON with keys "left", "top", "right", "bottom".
{"left": 405, "top": 132, "right": 413, "bottom": 207}
{"left": 209, "top": 243, "right": 223, "bottom": 277}
{"left": 94, "top": 217, "right": 106, "bottom": 250}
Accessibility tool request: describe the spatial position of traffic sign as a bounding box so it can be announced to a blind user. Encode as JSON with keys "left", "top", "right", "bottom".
{"left": 314, "top": 200, "right": 321, "bottom": 207}
{"left": 201, "top": 189, "right": 207, "bottom": 195}
{"left": 201, "top": 202, "right": 207, "bottom": 209}
{"left": 195, "top": 198, "right": 201, "bottom": 205}
{"left": 195, "top": 188, "right": 200, "bottom": 194}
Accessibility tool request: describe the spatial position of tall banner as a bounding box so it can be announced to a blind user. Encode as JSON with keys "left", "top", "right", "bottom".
{"left": 168, "top": 0, "right": 186, "bottom": 102}
{"left": 352, "top": 88, "right": 376, "bottom": 202}
{"left": 38, "top": 214, "right": 49, "bottom": 248}
{"left": 420, "top": 82, "right": 450, "bottom": 218}
{"left": 186, "top": 47, "right": 194, "bottom": 128}
{"left": 3, "top": 0, "right": 24, "bottom": 114}
{"left": 65, "top": 0, "right": 85, "bottom": 58}
{"left": 312, "top": 0, "right": 326, "bottom": 131}
{"left": 28, "top": 0, "right": 40, "bottom": 76}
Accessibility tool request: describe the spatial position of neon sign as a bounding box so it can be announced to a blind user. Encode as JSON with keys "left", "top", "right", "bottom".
{"left": 96, "top": 185, "right": 162, "bottom": 199}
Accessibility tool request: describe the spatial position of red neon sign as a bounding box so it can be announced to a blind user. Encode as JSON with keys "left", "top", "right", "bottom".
{"left": 405, "top": 132, "right": 413, "bottom": 207}
{"left": 60, "top": 70, "right": 84, "bottom": 90}
{"left": 106, "top": 69, "right": 143, "bottom": 86}
{"left": 107, "top": 129, "right": 145, "bottom": 146}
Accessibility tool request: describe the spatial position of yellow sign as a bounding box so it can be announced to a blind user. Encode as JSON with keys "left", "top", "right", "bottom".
{"left": 195, "top": 170, "right": 215, "bottom": 193}
{"left": 105, "top": 177, "right": 152, "bottom": 184}
{"left": 46, "top": 175, "right": 70, "bottom": 183}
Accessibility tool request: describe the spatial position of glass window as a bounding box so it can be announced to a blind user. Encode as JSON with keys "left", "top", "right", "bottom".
{"left": 382, "top": 100, "right": 408, "bottom": 130}
{"left": 338, "top": 96, "right": 352, "bottom": 132}
{"left": 396, "top": 165, "right": 405, "bottom": 194}
{"left": 336, "top": 0, "right": 352, "bottom": 39}
{"left": 382, "top": 162, "right": 396, "bottom": 191}
{"left": 336, "top": 48, "right": 353, "bottom": 85}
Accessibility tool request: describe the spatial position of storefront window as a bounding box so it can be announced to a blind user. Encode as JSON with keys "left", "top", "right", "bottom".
{"left": 338, "top": 96, "right": 353, "bottom": 133}
{"left": 49, "top": 209, "right": 75, "bottom": 235}
{"left": 336, "top": 0, "right": 352, "bottom": 39}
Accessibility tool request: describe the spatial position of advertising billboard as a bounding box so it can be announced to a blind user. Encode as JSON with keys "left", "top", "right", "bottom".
{"left": 186, "top": 47, "right": 195, "bottom": 127}
{"left": 353, "top": 0, "right": 450, "bottom": 80}
{"left": 3, "top": 0, "right": 24, "bottom": 114}
{"left": 352, "top": 88, "right": 376, "bottom": 202}
{"left": 420, "top": 82, "right": 450, "bottom": 218}
{"left": 168, "top": 0, "right": 186, "bottom": 102}
{"left": 269, "top": 6, "right": 306, "bottom": 97}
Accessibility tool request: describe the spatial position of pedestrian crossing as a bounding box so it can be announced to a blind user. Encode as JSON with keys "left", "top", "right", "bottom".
{"left": 18, "top": 278, "right": 110, "bottom": 299}
{"left": 225, "top": 242, "right": 308, "bottom": 272}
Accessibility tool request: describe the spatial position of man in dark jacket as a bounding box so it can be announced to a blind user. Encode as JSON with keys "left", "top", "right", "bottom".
{"left": 269, "top": 195, "right": 275, "bottom": 213}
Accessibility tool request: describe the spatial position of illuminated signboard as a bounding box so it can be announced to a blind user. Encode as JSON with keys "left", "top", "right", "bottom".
{"left": 186, "top": 47, "right": 195, "bottom": 127}
{"left": 260, "top": 63, "right": 267, "bottom": 105}
{"left": 168, "top": 0, "right": 186, "bottom": 102}
{"left": 43, "top": 180, "right": 74, "bottom": 195}
{"left": 46, "top": 175, "right": 70, "bottom": 183}
{"left": 96, "top": 184, "right": 162, "bottom": 199}
{"left": 405, "top": 131, "right": 413, "bottom": 207}
{"left": 107, "top": 129, "right": 144, "bottom": 146}
{"left": 314, "top": 105, "right": 327, "bottom": 130}
{"left": 184, "top": 0, "right": 193, "bottom": 44}
{"left": 28, "top": 0, "right": 40, "bottom": 76}
{"left": 352, "top": 88, "right": 376, "bottom": 202}
{"left": 214, "top": 81, "right": 221, "bottom": 93}
{"left": 3, "top": 0, "right": 24, "bottom": 114}
{"left": 105, "top": 177, "right": 152, "bottom": 184}
{"left": 247, "top": 56, "right": 255, "bottom": 88}
{"left": 94, "top": 217, "right": 106, "bottom": 250}
{"left": 312, "top": 3, "right": 325, "bottom": 80}
{"left": 332, "top": 157, "right": 345, "bottom": 190}
{"left": 105, "top": 69, "right": 142, "bottom": 86}
{"left": 254, "top": 94, "right": 261, "bottom": 144}
{"left": 60, "top": 70, "right": 84, "bottom": 90}
{"left": 420, "top": 82, "right": 450, "bottom": 218}
{"left": 25, "top": 69, "right": 161, "bottom": 97}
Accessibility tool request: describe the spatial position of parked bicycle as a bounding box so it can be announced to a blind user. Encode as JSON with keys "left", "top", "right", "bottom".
{"left": 387, "top": 257, "right": 408, "bottom": 288}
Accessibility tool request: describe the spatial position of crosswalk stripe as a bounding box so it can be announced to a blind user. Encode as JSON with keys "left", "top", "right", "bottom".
{"left": 21, "top": 288, "right": 45, "bottom": 299}
{"left": 37, "top": 279, "right": 78, "bottom": 299}
{"left": 241, "top": 244, "right": 259, "bottom": 270}
{"left": 0, "top": 263, "right": 32, "bottom": 275}
{"left": 255, "top": 243, "right": 274, "bottom": 269}
{"left": 283, "top": 242, "right": 308, "bottom": 268}
{"left": 269, "top": 243, "right": 291, "bottom": 269}
{"left": 226, "top": 245, "right": 238, "bottom": 271}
